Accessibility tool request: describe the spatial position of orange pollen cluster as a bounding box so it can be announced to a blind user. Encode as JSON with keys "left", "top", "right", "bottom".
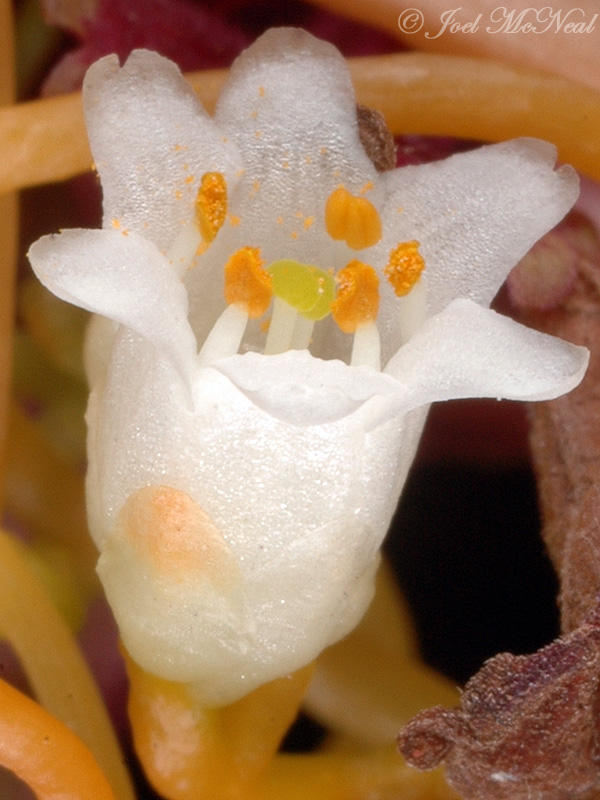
{"left": 325, "top": 186, "right": 382, "bottom": 250}
{"left": 385, "top": 240, "right": 426, "bottom": 297}
{"left": 195, "top": 172, "right": 227, "bottom": 243}
{"left": 330, "top": 260, "right": 380, "bottom": 334}
{"left": 224, "top": 247, "right": 273, "bottom": 318}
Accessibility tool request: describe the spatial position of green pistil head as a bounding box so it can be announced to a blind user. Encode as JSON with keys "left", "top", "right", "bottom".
{"left": 267, "top": 259, "right": 334, "bottom": 321}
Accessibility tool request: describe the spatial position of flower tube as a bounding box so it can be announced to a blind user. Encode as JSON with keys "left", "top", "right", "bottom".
{"left": 28, "top": 28, "right": 588, "bottom": 708}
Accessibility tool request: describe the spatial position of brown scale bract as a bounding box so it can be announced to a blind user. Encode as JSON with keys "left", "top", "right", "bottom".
{"left": 398, "top": 607, "right": 600, "bottom": 799}
{"left": 356, "top": 105, "right": 397, "bottom": 172}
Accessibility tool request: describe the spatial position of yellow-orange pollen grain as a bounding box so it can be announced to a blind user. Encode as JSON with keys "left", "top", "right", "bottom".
{"left": 325, "top": 186, "right": 382, "bottom": 250}
{"left": 331, "top": 260, "right": 379, "bottom": 334}
{"left": 385, "top": 240, "right": 425, "bottom": 297}
{"left": 195, "top": 172, "right": 227, "bottom": 243}
{"left": 224, "top": 247, "right": 273, "bottom": 318}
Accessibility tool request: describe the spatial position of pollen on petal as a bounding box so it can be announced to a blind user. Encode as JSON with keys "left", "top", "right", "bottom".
{"left": 325, "top": 186, "right": 382, "bottom": 250}
{"left": 385, "top": 240, "right": 426, "bottom": 297}
{"left": 195, "top": 172, "right": 227, "bottom": 243}
{"left": 331, "top": 260, "right": 379, "bottom": 333}
{"left": 224, "top": 246, "right": 272, "bottom": 318}
{"left": 120, "top": 485, "right": 237, "bottom": 586}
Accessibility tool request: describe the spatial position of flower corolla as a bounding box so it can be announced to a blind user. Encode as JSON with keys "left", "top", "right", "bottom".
{"left": 28, "top": 28, "right": 588, "bottom": 705}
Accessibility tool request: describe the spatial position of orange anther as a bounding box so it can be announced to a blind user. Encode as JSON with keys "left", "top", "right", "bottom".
{"left": 385, "top": 240, "right": 425, "bottom": 297}
{"left": 331, "top": 260, "right": 379, "bottom": 333}
{"left": 224, "top": 247, "right": 272, "bottom": 318}
{"left": 195, "top": 172, "right": 227, "bottom": 243}
{"left": 325, "top": 186, "right": 382, "bottom": 250}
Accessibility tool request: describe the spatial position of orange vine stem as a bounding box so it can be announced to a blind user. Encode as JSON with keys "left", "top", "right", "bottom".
{"left": 0, "top": 528, "right": 136, "bottom": 800}
{"left": 0, "top": 52, "right": 600, "bottom": 196}
{"left": 0, "top": 0, "right": 17, "bottom": 496}
{"left": 0, "top": 676, "right": 117, "bottom": 800}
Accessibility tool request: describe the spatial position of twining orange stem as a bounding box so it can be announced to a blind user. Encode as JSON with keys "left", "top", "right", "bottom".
{"left": 0, "top": 676, "right": 116, "bottom": 800}
{"left": 308, "top": 0, "right": 600, "bottom": 94}
{"left": 0, "top": 0, "right": 17, "bottom": 498}
{"left": 1, "top": 52, "right": 600, "bottom": 195}
{"left": 0, "top": 528, "right": 136, "bottom": 800}
{"left": 346, "top": 53, "right": 600, "bottom": 180}
{"left": 263, "top": 750, "right": 459, "bottom": 800}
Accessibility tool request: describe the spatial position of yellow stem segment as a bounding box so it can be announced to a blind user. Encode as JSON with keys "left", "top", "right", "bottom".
{"left": 308, "top": 0, "right": 600, "bottom": 94}
{"left": 304, "top": 561, "right": 459, "bottom": 746}
{"left": 0, "top": 529, "right": 135, "bottom": 800}
{"left": 1, "top": 53, "right": 600, "bottom": 194}
{"left": 0, "top": 0, "right": 17, "bottom": 498}
{"left": 126, "top": 652, "right": 314, "bottom": 800}
{"left": 263, "top": 750, "right": 459, "bottom": 800}
{"left": 4, "top": 402, "right": 96, "bottom": 589}
{"left": 0, "top": 676, "right": 117, "bottom": 800}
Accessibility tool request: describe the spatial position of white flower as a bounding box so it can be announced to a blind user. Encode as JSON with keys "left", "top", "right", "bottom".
{"left": 28, "top": 28, "right": 587, "bottom": 705}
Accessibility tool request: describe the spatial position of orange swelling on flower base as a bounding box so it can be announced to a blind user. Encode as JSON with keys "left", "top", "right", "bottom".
{"left": 125, "top": 653, "right": 314, "bottom": 800}
{"left": 125, "top": 642, "right": 458, "bottom": 800}
{"left": 0, "top": 677, "right": 116, "bottom": 800}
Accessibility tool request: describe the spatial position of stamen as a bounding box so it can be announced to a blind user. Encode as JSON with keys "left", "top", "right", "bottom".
{"left": 195, "top": 172, "right": 227, "bottom": 243}
{"left": 224, "top": 246, "right": 272, "bottom": 318}
{"left": 350, "top": 321, "right": 381, "bottom": 370}
{"left": 331, "top": 260, "right": 379, "bottom": 333}
{"left": 385, "top": 240, "right": 426, "bottom": 296}
{"left": 331, "top": 260, "right": 381, "bottom": 370}
{"left": 198, "top": 303, "right": 250, "bottom": 365}
{"left": 167, "top": 173, "right": 228, "bottom": 276}
{"left": 290, "top": 314, "right": 315, "bottom": 351}
{"left": 264, "top": 297, "right": 299, "bottom": 355}
{"left": 199, "top": 247, "right": 271, "bottom": 365}
{"left": 167, "top": 224, "right": 203, "bottom": 276}
{"left": 325, "top": 186, "right": 382, "bottom": 250}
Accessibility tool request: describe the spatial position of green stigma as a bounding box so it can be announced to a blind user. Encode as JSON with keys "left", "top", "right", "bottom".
{"left": 267, "top": 259, "right": 334, "bottom": 321}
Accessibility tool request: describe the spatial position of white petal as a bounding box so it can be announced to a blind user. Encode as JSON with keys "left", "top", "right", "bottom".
{"left": 83, "top": 49, "right": 241, "bottom": 252}
{"left": 28, "top": 228, "right": 198, "bottom": 388}
{"left": 385, "top": 298, "right": 588, "bottom": 407}
{"left": 211, "top": 28, "right": 378, "bottom": 266}
{"left": 87, "top": 331, "right": 395, "bottom": 701}
{"left": 214, "top": 349, "right": 401, "bottom": 426}
{"left": 375, "top": 139, "right": 578, "bottom": 362}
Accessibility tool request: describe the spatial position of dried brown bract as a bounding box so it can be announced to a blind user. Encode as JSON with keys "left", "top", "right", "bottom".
{"left": 517, "top": 212, "right": 600, "bottom": 633}
{"left": 399, "top": 211, "right": 600, "bottom": 799}
{"left": 399, "top": 606, "right": 600, "bottom": 799}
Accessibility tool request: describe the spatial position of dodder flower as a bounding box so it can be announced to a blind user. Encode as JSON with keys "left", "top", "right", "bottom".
{"left": 29, "top": 29, "right": 587, "bottom": 705}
